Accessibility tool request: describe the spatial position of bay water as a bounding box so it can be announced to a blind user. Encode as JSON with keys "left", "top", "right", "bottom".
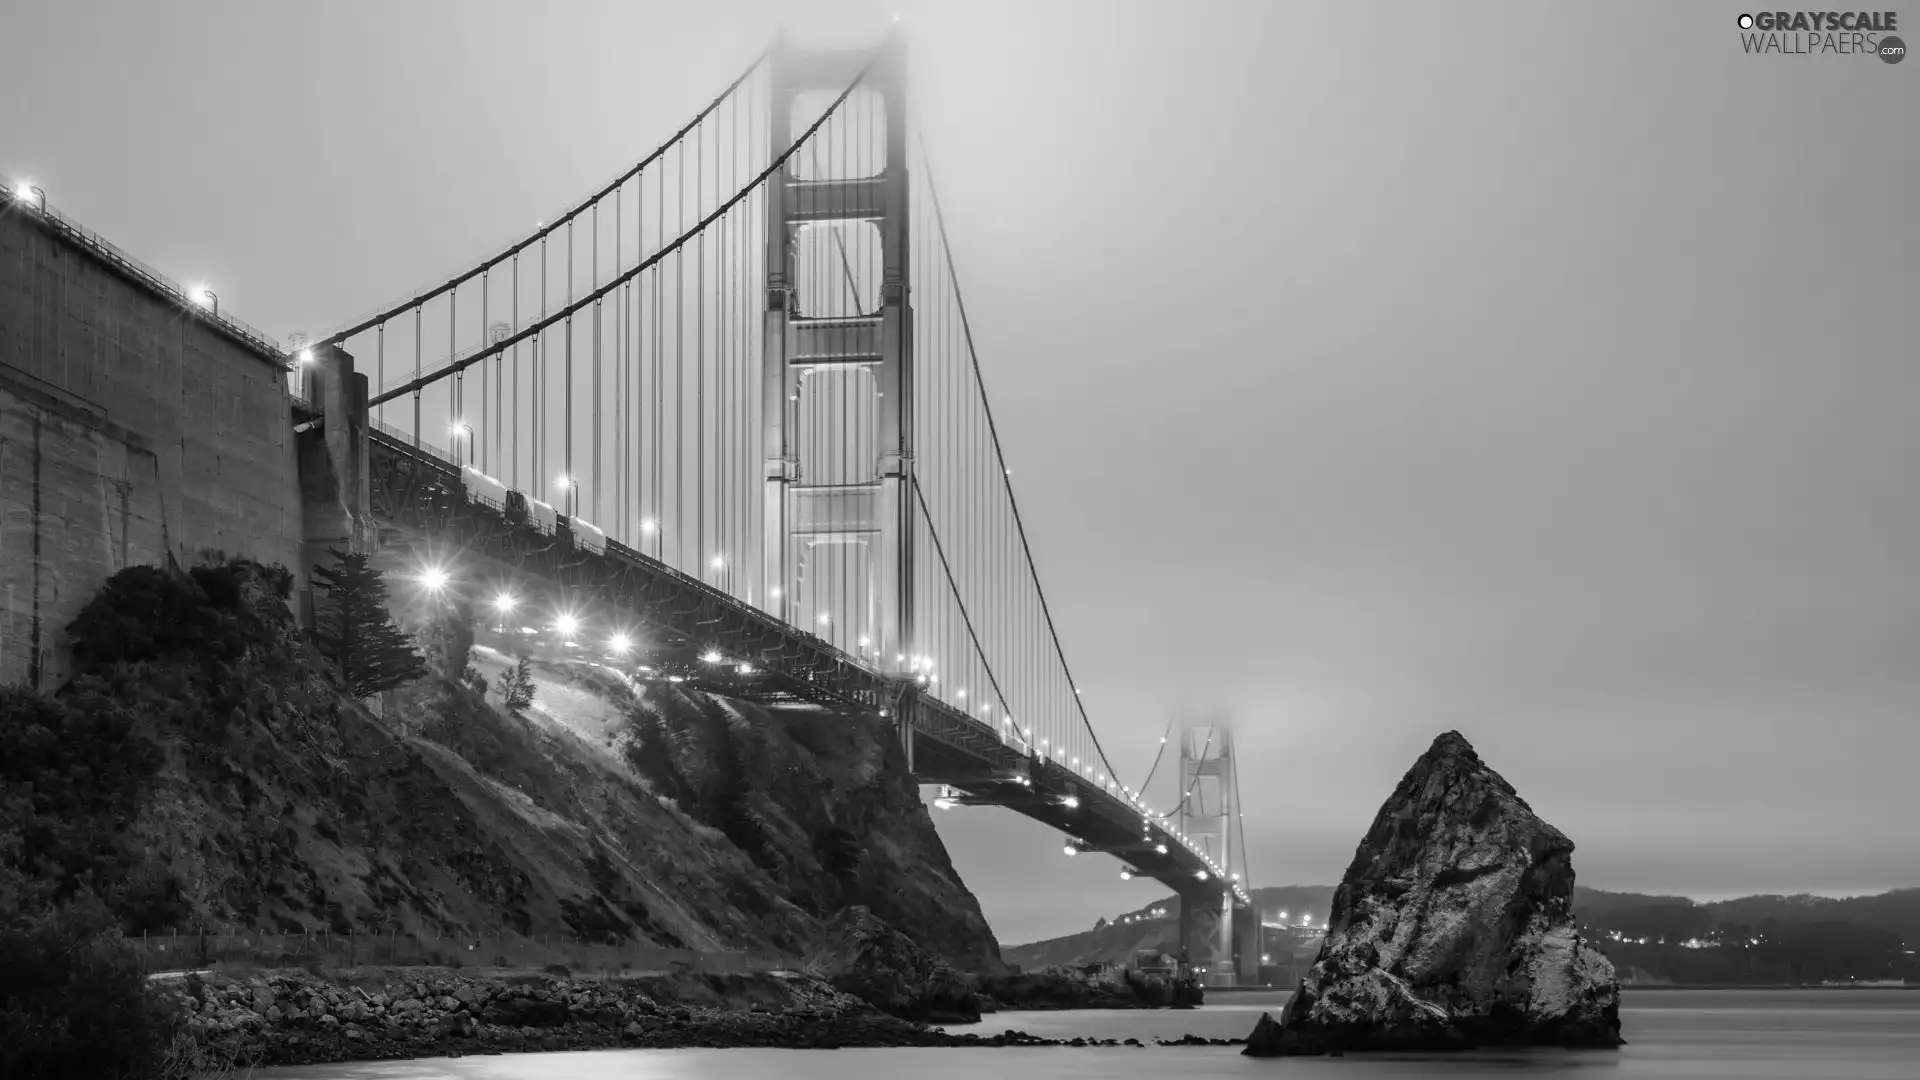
{"left": 260, "top": 988, "right": 1920, "bottom": 1079}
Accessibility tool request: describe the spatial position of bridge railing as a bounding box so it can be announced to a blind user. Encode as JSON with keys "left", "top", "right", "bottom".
{"left": 1, "top": 180, "right": 289, "bottom": 364}
{"left": 369, "top": 415, "right": 459, "bottom": 469}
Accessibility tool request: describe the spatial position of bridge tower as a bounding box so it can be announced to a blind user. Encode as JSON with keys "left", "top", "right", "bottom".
{"left": 761, "top": 31, "right": 914, "bottom": 675}
{"left": 1175, "top": 719, "right": 1251, "bottom": 985}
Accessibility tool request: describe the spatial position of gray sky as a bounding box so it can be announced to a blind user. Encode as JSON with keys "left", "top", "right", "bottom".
{"left": 4, "top": 0, "right": 1915, "bottom": 946}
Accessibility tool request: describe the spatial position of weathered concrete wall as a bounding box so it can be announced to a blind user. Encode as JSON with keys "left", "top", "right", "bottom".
{"left": 0, "top": 208, "right": 302, "bottom": 688}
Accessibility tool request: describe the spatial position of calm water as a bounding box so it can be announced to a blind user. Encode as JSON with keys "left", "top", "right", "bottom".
{"left": 261, "top": 989, "right": 1920, "bottom": 1079}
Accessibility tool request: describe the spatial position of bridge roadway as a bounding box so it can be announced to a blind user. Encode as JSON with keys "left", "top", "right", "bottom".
{"left": 365, "top": 428, "right": 1247, "bottom": 913}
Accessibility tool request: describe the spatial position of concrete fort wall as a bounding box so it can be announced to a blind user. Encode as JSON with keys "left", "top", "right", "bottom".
{"left": 0, "top": 206, "right": 303, "bottom": 689}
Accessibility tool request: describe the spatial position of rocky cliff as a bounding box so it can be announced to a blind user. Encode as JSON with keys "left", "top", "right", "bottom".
{"left": 1246, "top": 731, "right": 1622, "bottom": 1056}
{"left": 6, "top": 562, "right": 1001, "bottom": 979}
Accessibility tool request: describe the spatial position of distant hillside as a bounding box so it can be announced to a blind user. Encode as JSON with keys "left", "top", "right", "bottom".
{"left": 1006, "top": 882, "right": 1919, "bottom": 984}
{"left": 1004, "top": 885, "right": 1336, "bottom": 970}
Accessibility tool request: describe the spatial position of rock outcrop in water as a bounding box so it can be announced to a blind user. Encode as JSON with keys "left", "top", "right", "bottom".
{"left": 1244, "top": 731, "right": 1623, "bottom": 1056}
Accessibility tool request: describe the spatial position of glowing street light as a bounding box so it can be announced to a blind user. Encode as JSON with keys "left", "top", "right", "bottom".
{"left": 737, "top": 663, "right": 754, "bottom": 675}
{"left": 608, "top": 634, "right": 631, "bottom": 655}
{"left": 702, "top": 650, "right": 722, "bottom": 663}
{"left": 14, "top": 182, "right": 42, "bottom": 207}
{"left": 1196, "top": 870, "right": 1209, "bottom": 881}
{"left": 817, "top": 612, "right": 831, "bottom": 626}
{"left": 554, "top": 614, "right": 579, "bottom": 637}
{"left": 189, "top": 285, "right": 216, "bottom": 311}
{"left": 493, "top": 593, "right": 517, "bottom": 613}
{"left": 417, "top": 567, "right": 449, "bottom": 591}
{"left": 639, "top": 518, "right": 657, "bottom": 534}
{"left": 298, "top": 348, "right": 314, "bottom": 363}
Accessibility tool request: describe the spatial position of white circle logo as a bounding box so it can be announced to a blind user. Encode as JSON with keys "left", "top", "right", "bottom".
{"left": 1738, "top": 14, "right": 1755, "bottom": 29}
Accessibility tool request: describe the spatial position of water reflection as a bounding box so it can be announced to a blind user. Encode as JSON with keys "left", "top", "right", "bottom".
{"left": 262, "top": 989, "right": 1920, "bottom": 1080}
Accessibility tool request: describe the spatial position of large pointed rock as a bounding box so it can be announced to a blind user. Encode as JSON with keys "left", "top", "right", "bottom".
{"left": 1244, "top": 731, "right": 1622, "bottom": 1056}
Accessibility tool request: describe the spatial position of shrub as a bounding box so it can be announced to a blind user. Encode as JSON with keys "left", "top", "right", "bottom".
{"left": 499, "top": 657, "right": 537, "bottom": 715}
{"left": 0, "top": 685, "right": 163, "bottom": 907}
{"left": 65, "top": 567, "right": 238, "bottom": 669}
{"left": 0, "top": 895, "right": 185, "bottom": 1080}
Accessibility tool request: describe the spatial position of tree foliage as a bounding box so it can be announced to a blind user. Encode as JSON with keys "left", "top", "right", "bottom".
{"left": 309, "top": 550, "right": 426, "bottom": 699}
{"left": 65, "top": 560, "right": 297, "bottom": 678}
{"left": 0, "top": 894, "right": 189, "bottom": 1080}
{"left": 814, "top": 825, "right": 865, "bottom": 879}
{"left": 498, "top": 657, "right": 536, "bottom": 715}
{"left": 416, "top": 597, "right": 475, "bottom": 680}
{"left": 0, "top": 682, "right": 192, "bottom": 1078}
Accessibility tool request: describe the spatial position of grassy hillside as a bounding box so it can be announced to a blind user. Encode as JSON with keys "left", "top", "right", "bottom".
{"left": 6, "top": 560, "right": 1000, "bottom": 965}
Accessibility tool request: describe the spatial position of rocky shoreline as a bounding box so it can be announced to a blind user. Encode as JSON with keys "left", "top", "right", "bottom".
{"left": 159, "top": 968, "right": 1243, "bottom": 1068}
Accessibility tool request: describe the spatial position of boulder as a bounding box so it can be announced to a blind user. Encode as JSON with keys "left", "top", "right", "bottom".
{"left": 806, "top": 905, "right": 981, "bottom": 1023}
{"left": 1245, "top": 731, "right": 1623, "bottom": 1056}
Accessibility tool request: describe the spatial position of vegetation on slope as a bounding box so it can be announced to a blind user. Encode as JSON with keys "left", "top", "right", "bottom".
{"left": 3, "top": 557, "right": 1002, "bottom": 1075}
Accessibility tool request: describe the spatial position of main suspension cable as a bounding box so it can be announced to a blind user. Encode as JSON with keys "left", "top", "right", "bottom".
{"left": 371, "top": 55, "right": 882, "bottom": 408}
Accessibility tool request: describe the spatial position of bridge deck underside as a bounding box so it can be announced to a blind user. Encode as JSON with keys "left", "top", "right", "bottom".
{"left": 366, "top": 432, "right": 1240, "bottom": 907}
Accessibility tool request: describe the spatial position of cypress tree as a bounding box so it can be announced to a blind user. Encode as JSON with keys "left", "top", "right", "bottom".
{"left": 310, "top": 549, "right": 428, "bottom": 699}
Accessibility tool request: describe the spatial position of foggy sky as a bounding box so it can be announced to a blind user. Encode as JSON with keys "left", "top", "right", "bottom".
{"left": 3, "top": 0, "right": 1913, "bottom": 947}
